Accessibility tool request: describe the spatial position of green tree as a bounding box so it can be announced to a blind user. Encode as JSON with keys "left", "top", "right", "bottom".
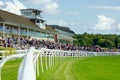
{"left": 73, "top": 33, "right": 119, "bottom": 48}
{"left": 97, "top": 39, "right": 114, "bottom": 48}
{"left": 114, "top": 38, "right": 120, "bottom": 48}
{"left": 93, "top": 37, "right": 99, "bottom": 45}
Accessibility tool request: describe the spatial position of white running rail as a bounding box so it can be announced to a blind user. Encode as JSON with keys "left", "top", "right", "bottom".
{"left": 0, "top": 48, "right": 120, "bottom": 80}
{"left": 18, "top": 47, "right": 36, "bottom": 80}
{"left": 0, "top": 49, "right": 27, "bottom": 80}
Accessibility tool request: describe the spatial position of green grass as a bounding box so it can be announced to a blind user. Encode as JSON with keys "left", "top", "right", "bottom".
{"left": 2, "top": 56, "right": 120, "bottom": 80}
{"left": 39, "top": 57, "right": 78, "bottom": 80}
{"left": 2, "top": 59, "right": 22, "bottom": 80}
{"left": 39, "top": 56, "right": 120, "bottom": 80}
{"left": 72, "top": 56, "right": 120, "bottom": 80}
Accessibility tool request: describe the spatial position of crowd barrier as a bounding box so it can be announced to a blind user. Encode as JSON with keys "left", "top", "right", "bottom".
{"left": 0, "top": 47, "right": 119, "bottom": 80}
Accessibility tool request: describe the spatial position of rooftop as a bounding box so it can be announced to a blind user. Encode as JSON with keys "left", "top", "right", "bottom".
{"left": 48, "top": 25, "right": 75, "bottom": 34}
{"left": 0, "top": 9, "right": 46, "bottom": 32}
{"left": 20, "top": 8, "right": 42, "bottom": 12}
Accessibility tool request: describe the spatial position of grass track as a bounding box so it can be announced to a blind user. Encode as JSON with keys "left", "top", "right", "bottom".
{"left": 2, "top": 56, "right": 120, "bottom": 80}
{"left": 72, "top": 56, "right": 120, "bottom": 80}
{"left": 39, "top": 58, "right": 79, "bottom": 80}
{"left": 39, "top": 56, "right": 120, "bottom": 80}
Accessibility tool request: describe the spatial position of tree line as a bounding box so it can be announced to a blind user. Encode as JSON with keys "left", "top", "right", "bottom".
{"left": 73, "top": 32, "right": 120, "bottom": 48}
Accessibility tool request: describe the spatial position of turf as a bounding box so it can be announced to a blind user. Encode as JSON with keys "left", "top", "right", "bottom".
{"left": 1, "top": 56, "right": 120, "bottom": 80}
{"left": 39, "top": 56, "right": 120, "bottom": 80}
{"left": 1, "top": 59, "right": 22, "bottom": 80}
{"left": 72, "top": 56, "right": 120, "bottom": 80}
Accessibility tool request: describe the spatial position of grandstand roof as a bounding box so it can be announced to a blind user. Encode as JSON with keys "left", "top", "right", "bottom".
{"left": 48, "top": 25, "right": 75, "bottom": 34}
{"left": 0, "top": 9, "right": 46, "bottom": 32}
{"left": 46, "top": 25, "right": 57, "bottom": 33}
{"left": 20, "top": 8, "right": 42, "bottom": 12}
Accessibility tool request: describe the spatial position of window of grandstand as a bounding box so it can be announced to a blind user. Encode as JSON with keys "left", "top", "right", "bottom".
{"left": 36, "top": 31, "right": 40, "bottom": 37}
{"left": 0, "top": 26, "right": 3, "bottom": 32}
{"left": 41, "top": 32, "right": 46, "bottom": 38}
{"left": 20, "top": 28, "right": 27, "bottom": 35}
{"left": 29, "top": 30, "right": 35, "bottom": 36}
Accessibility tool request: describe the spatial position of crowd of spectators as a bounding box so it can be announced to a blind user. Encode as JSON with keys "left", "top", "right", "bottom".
{"left": 78, "top": 46, "right": 119, "bottom": 52}
{"left": 0, "top": 36, "right": 77, "bottom": 51}
{"left": 0, "top": 36, "right": 119, "bottom": 52}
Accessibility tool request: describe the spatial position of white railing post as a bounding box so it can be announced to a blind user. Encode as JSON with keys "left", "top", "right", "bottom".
{"left": 37, "top": 56, "right": 39, "bottom": 76}
{"left": 53, "top": 51, "right": 55, "bottom": 65}
{"left": 0, "top": 47, "right": 120, "bottom": 80}
{"left": 18, "top": 47, "right": 36, "bottom": 80}
{"left": 47, "top": 51, "right": 51, "bottom": 68}
{"left": 45, "top": 51, "right": 48, "bottom": 70}
{"left": 40, "top": 53, "right": 44, "bottom": 73}
{"left": 50, "top": 51, "right": 52, "bottom": 67}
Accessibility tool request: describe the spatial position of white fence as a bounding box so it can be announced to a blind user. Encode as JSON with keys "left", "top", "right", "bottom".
{"left": 0, "top": 47, "right": 120, "bottom": 80}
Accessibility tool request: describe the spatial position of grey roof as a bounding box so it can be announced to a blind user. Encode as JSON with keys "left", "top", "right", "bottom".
{"left": 20, "top": 8, "right": 42, "bottom": 12}
{"left": 0, "top": 9, "right": 45, "bottom": 31}
{"left": 48, "top": 25, "right": 75, "bottom": 34}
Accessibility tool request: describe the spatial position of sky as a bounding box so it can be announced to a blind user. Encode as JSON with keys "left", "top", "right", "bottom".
{"left": 0, "top": 0, "right": 120, "bottom": 34}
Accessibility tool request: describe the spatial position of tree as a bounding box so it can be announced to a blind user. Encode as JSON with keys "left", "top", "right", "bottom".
{"left": 73, "top": 33, "right": 119, "bottom": 48}
{"left": 93, "top": 37, "right": 99, "bottom": 45}
{"left": 104, "top": 39, "right": 115, "bottom": 48}
{"left": 97, "top": 39, "right": 114, "bottom": 48}
{"left": 114, "top": 38, "right": 120, "bottom": 48}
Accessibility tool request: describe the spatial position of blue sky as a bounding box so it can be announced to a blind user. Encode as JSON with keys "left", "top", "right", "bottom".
{"left": 0, "top": 0, "right": 120, "bottom": 34}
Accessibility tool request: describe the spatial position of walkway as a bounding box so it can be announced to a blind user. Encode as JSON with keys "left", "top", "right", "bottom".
{"left": 39, "top": 58, "right": 80, "bottom": 80}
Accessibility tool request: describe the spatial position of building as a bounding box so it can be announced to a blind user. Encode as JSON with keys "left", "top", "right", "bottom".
{"left": 0, "top": 9, "right": 55, "bottom": 41}
{"left": 46, "top": 25, "right": 75, "bottom": 44}
{"left": 0, "top": 8, "right": 75, "bottom": 44}
{"left": 20, "top": 8, "right": 45, "bottom": 29}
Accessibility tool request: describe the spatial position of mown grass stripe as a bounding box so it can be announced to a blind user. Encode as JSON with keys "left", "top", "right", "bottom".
{"left": 2, "top": 56, "right": 120, "bottom": 80}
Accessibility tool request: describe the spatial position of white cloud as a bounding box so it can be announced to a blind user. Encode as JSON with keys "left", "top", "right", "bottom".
{"left": 29, "top": 0, "right": 52, "bottom": 4}
{"left": 47, "top": 20, "right": 69, "bottom": 26}
{"left": 58, "top": 20, "right": 69, "bottom": 26}
{"left": 0, "top": 1, "right": 3, "bottom": 6}
{"left": 47, "top": 20, "right": 80, "bottom": 27}
{"left": 0, "top": 0, "right": 26, "bottom": 15}
{"left": 71, "top": 22, "right": 79, "bottom": 26}
{"left": 93, "top": 15, "right": 114, "bottom": 31}
{"left": 118, "top": 23, "right": 120, "bottom": 30}
{"left": 24, "top": 0, "right": 59, "bottom": 14}
{"left": 90, "top": 5, "right": 120, "bottom": 10}
{"left": 68, "top": 12, "right": 79, "bottom": 16}
{"left": 43, "top": 2, "right": 59, "bottom": 14}
{"left": 24, "top": 0, "right": 52, "bottom": 4}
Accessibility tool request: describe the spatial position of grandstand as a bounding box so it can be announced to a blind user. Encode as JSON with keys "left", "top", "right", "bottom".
{"left": 47, "top": 25, "right": 75, "bottom": 44}
{"left": 0, "top": 8, "right": 75, "bottom": 47}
